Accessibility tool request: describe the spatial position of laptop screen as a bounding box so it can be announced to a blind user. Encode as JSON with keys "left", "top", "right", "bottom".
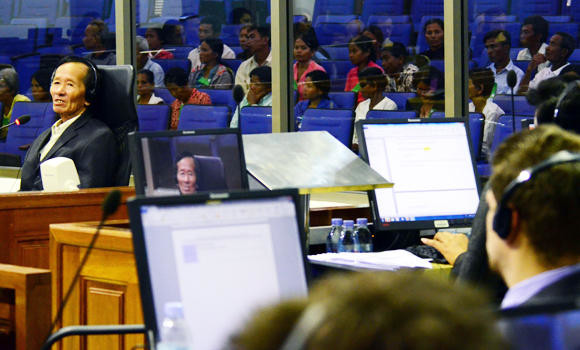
{"left": 129, "top": 190, "right": 308, "bottom": 350}
{"left": 129, "top": 129, "right": 248, "bottom": 196}
{"left": 358, "top": 119, "right": 480, "bottom": 231}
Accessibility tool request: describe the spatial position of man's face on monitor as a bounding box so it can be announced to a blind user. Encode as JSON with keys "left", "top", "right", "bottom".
{"left": 177, "top": 157, "right": 197, "bottom": 194}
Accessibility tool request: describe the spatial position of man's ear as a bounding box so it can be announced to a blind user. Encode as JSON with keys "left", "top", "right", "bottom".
{"left": 505, "top": 208, "right": 521, "bottom": 244}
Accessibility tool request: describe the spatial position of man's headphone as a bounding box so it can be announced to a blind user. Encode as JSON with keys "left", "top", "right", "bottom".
{"left": 553, "top": 80, "right": 580, "bottom": 119}
{"left": 492, "top": 150, "right": 580, "bottom": 239}
{"left": 50, "top": 56, "right": 99, "bottom": 104}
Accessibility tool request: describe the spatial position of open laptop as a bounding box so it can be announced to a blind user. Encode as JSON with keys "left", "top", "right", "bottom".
{"left": 128, "top": 189, "right": 309, "bottom": 349}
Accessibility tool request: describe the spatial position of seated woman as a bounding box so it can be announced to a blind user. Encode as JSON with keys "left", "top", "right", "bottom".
{"left": 407, "top": 66, "right": 445, "bottom": 118}
{"left": 293, "top": 28, "right": 325, "bottom": 101}
{"left": 294, "top": 70, "right": 334, "bottom": 129}
{"left": 381, "top": 42, "right": 419, "bottom": 92}
{"left": 30, "top": 68, "right": 52, "bottom": 102}
{"left": 165, "top": 67, "right": 212, "bottom": 130}
{"left": 352, "top": 67, "right": 397, "bottom": 147}
{"left": 345, "top": 35, "right": 383, "bottom": 104}
{"left": 420, "top": 18, "right": 444, "bottom": 60}
{"left": 137, "top": 69, "right": 165, "bottom": 105}
{"left": 230, "top": 66, "right": 272, "bottom": 128}
{"left": 189, "top": 38, "right": 234, "bottom": 90}
{"left": 0, "top": 67, "right": 30, "bottom": 140}
{"left": 145, "top": 27, "right": 174, "bottom": 60}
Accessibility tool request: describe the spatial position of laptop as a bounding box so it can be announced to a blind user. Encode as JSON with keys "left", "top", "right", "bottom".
{"left": 128, "top": 189, "right": 309, "bottom": 349}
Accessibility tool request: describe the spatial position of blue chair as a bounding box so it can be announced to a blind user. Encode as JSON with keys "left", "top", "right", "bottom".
{"left": 222, "top": 59, "right": 242, "bottom": 75}
{"left": 366, "top": 110, "right": 418, "bottom": 119}
{"left": 13, "top": 0, "right": 59, "bottom": 25}
{"left": 320, "top": 60, "right": 354, "bottom": 91}
{"left": 13, "top": 55, "right": 40, "bottom": 94}
{"left": 313, "top": 14, "right": 359, "bottom": 26}
{"left": 240, "top": 106, "right": 272, "bottom": 134}
{"left": 543, "top": 15, "right": 571, "bottom": 22}
{"left": 384, "top": 92, "right": 416, "bottom": 110}
{"left": 569, "top": 49, "right": 580, "bottom": 63}
{"left": 548, "top": 23, "right": 579, "bottom": 41}
{"left": 468, "top": 113, "right": 484, "bottom": 159}
{"left": 493, "top": 95, "right": 535, "bottom": 116}
{"left": 300, "top": 117, "right": 353, "bottom": 147}
{"left": 197, "top": 88, "right": 236, "bottom": 115}
{"left": 165, "top": 46, "right": 194, "bottom": 59}
{"left": 328, "top": 92, "right": 356, "bottom": 109}
{"left": 513, "top": 60, "right": 530, "bottom": 73}
{"left": 154, "top": 88, "right": 176, "bottom": 105}
{"left": 178, "top": 105, "right": 229, "bottom": 130}
{"left": 314, "top": 22, "right": 361, "bottom": 46}
{"left": 221, "top": 24, "right": 242, "bottom": 46}
{"left": 411, "top": 1, "right": 444, "bottom": 25}
{"left": 313, "top": 0, "right": 357, "bottom": 20}
{"left": 323, "top": 46, "right": 350, "bottom": 60}
{"left": 152, "top": 59, "right": 191, "bottom": 75}
{"left": 511, "top": 0, "right": 559, "bottom": 20}
{"left": 468, "top": 0, "right": 510, "bottom": 20}
{"left": 303, "top": 108, "right": 353, "bottom": 120}
{"left": 136, "top": 104, "right": 171, "bottom": 131}
{"left": 490, "top": 115, "right": 514, "bottom": 155}
{"left": 367, "top": 15, "right": 410, "bottom": 25}
{"left": 361, "top": 0, "right": 405, "bottom": 24}
{"left": 381, "top": 23, "right": 413, "bottom": 47}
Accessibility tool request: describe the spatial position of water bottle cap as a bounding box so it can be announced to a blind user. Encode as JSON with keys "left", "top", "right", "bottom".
{"left": 332, "top": 218, "right": 343, "bottom": 225}
{"left": 164, "top": 302, "right": 184, "bottom": 319}
{"left": 344, "top": 220, "right": 354, "bottom": 227}
{"left": 356, "top": 218, "right": 368, "bottom": 225}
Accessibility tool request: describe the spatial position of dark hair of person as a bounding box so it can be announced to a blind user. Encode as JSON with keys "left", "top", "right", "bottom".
{"left": 382, "top": 41, "right": 409, "bottom": 58}
{"left": 413, "top": 65, "right": 444, "bottom": 93}
{"left": 362, "top": 25, "right": 384, "bottom": 47}
{"left": 423, "top": 18, "right": 444, "bottom": 33}
{"left": 164, "top": 67, "right": 189, "bottom": 87}
{"left": 55, "top": 56, "right": 99, "bottom": 97}
{"left": 358, "top": 66, "right": 387, "bottom": 91}
{"left": 554, "top": 32, "right": 576, "bottom": 60}
{"left": 469, "top": 68, "right": 495, "bottom": 97}
{"left": 138, "top": 69, "right": 155, "bottom": 84}
{"left": 247, "top": 25, "right": 271, "bottom": 46}
{"left": 162, "top": 20, "right": 183, "bottom": 46}
{"left": 32, "top": 68, "right": 52, "bottom": 93}
{"left": 232, "top": 7, "right": 252, "bottom": 25}
{"left": 201, "top": 15, "right": 222, "bottom": 34}
{"left": 88, "top": 18, "right": 108, "bottom": 42}
{"left": 295, "top": 28, "right": 319, "bottom": 51}
{"left": 522, "top": 15, "right": 549, "bottom": 43}
{"left": 249, "top": 66, "right": 272, "bottom": 84}
{"left": 483, "top": 29, "right": 511, "bottom": 47}
{"left": 350, "top": 35, "right": 377, "bottom": 62}
{"left": 201, "top": 38, "right": 225, "bottom": 63}
{"left": 148, "top": 27, "right": 165, "bottom": 45}
{"left": 305, "top": 70, "right": 331, "bottom": 98}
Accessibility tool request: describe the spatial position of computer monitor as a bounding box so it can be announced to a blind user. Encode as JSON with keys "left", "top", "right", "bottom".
{"left": 129, "top": 129, "right": 248, "bottom": 196}
{"left": 128, "top": 189, "right": 309, "bottom": 350}
{"left": 357, "top": 118, "right": 481, "bottom": 231}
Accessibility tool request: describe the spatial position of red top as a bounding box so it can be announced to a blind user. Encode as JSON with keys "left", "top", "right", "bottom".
{"left": 293, "top": 60, "right": 326, "bottom": 101}
{"left": 169, "top": 89, "right": 212, "bottom": 130}
{"left": 149, "top": 49, "right": 174, "bottom": 60}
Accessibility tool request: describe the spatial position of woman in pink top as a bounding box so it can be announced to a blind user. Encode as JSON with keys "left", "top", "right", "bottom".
{"left": 293, "top": 29, "right": 325, "bottom": 101}
{"left": 345, "top": 34, "right": 383, "bottom": 104}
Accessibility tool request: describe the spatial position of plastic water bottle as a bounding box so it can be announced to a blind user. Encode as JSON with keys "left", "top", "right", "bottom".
{"left": 326, "top": 218, "right": 343, "bottom": 253}
{"left": 355, "top": 218, "right": 373, "bottom": 253}
{"left": 338, "top": 220, "right": 358, "bottom": 252}
{"left": 158, "top": 302, "right": 192, "bottom": 350}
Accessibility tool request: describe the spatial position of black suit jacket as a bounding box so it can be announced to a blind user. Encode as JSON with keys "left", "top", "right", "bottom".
{"left": 20, "top": 111, "right": 119, "bottom": 191}
{"left": 521, "top": 269, "right": 580, "bottom": 307}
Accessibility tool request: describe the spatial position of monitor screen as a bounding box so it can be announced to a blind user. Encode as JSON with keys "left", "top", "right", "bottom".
{"left": 130, "top": 130, "right": 248, "bottom": 196}
{"left": 358, "top": 119, "right": 480, "bottom": 231}
{"left": 129, "top": 191, "right": 309, "bottom": 350}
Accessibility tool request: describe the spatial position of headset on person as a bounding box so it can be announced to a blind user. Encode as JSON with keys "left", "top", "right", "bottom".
{"left": 50, "top": 56, "right": 99, "bottom": 104}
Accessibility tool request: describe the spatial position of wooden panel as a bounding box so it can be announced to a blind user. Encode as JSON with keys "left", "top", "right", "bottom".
{"left": 16, "top": 238, "right": 49, "bottom": 269}
{"left": 83, "top": 280, "right": 126, "bottom": 350}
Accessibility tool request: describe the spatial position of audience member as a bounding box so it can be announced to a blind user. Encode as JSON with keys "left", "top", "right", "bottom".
{"left": 229, "top": 271, "right": 504, "bottom": 350}
{"left": 188, "top": 16, "right": 235, "bottom": 71}
{"left": 137, "top": 69, "right": 164, "bottom": 105}
{"left": 175, "top": 152, "right": 199, "bottom": 195}
{"left": 0, "top": 67, "right": 30, "bottom": 140}
{"left": 485, "top": 125, "right": 580, "bottom": 308}
{"left": 230, "top": 66, "right": 272, "bottom": 128}
{"left": 381, "top": 42, "right": 418, "bottom": 92}
{"left": 420, "top": 18, "right": 444, "bottom": 60}
{"left": 83, "top": 19, "right": 116, "bottom": 65}
{"left": 484, "top": 30, "right": 524, "bottom": 94}
{"left": 165, "top": 67, "right": 211, "bottom": 130}
{"left": 408, "top": 66, "right": 444, "bottom": 118}
{"left": 31, "top": 68, "right": 52, "bottom": 102}
{"left": 293, "top": 29, "right": 325, "bottom": 101}
{"left": 136, "top": 36, "right": 165, "bottom": 87}
{"left": 189, "top": 38, "right": 234, "bottom": 89}
{"left": 345, "top": 35, "right": 383, "bottom": 104}
{"left": 361, "top": 25, "right": 384, "bottom": 58}
{"left": 352, "top": 67, "right": 396, "bottom": 146}
{"left": 294, "top": 70, "right": 334, "bottom": 128}
{"left": 232, "top": 7, "right": 253, "bottom": 25}
{"left": 235, "top": 25, "right": 271, "bottom": 94}
{"left": 517, "top": 16, "right": 549, "bottom": 73}
{"left": 236, "top": 25, "right": 253, "bottom": 60}
{"left": 145, "top": 27, "right": 174, "bottom": 60}
{"left": 468, "top": 68, "right": 505, "bottom": 159}
{"left": 162, "top": 20, "right": 185, "bottom": 46}
{"left": 20, "top": 56, "right": 118, "bottom": 191}
{"left": 520, "top": 32, "right": 575, "bottom": 93}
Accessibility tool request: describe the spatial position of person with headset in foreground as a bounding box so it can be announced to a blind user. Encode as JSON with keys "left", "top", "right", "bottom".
{"left": 19, "top": 56, "right": 118, "bottom": 191}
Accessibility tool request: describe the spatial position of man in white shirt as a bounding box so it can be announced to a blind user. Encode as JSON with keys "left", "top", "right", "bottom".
{"left": 136, "top": 36, "right": 165, "bottom": 87}
{"left": 485, "top": 126, "right": 580, "bottom": 309}
{"left": 485, "top": 30, "right": 524, "bottom": 94}
{"left": 519, "top": 32, "right": 575, "bottom": 93}
{"left": 517, "top": 16, "right": 549, "bottom": 73}
{"left": 187, "top": 16, "right": 235, "bottom": 71}
{"left": 235, "top": 25, "right": 272, "bottom": 94}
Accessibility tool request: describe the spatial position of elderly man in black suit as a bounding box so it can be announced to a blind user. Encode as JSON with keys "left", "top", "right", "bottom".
{"left": 20, "top": 56, "right": 118, "bottom": 191}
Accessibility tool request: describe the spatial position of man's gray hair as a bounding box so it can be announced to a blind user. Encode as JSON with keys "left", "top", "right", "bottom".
{"left": 136, "top": 35, "right": 149, "bottom": 52}
{"left": 0, "top": 68, "right": 19, "bottom": 94}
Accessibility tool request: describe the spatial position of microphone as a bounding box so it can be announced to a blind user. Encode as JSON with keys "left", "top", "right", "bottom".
{"left": 0, "top": 115, "right": 31, "bottom": 130}
{"left": 233, "top": 84, "right": 245, "bottom": 127}
{"left": 44, "top": 189, "right": 123, "bottom": 343}
{"left": 507, "top": 70, "right": 517, "bottom": 131}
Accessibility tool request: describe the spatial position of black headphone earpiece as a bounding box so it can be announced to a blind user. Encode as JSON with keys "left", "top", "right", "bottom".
{"left": 50, "top": 57, "right": 99, "bottom": 104}
{"left": 553, "top": 80, "right": 580, "bottom": 120}
{"left": 492, "top": 150, "right": 580, "bottom": 239}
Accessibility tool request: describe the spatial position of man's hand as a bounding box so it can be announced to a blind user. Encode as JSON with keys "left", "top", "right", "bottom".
{"left": 528, "top": 53, "right": 547, "bottom": 72}
{"left": 421, "top": 232, "right": 469, "bottom": 265}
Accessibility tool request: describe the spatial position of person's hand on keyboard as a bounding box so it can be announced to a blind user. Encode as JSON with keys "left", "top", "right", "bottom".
{"left": 421, "top": 232, "right": 468, "bottom": 265}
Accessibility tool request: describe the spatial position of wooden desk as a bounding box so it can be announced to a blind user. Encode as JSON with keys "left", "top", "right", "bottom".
{"left": 0, "top": 187, "right": 134, "bottom": 269}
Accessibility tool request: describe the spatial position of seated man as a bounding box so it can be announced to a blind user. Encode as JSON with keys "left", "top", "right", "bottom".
{"left": 20, "top": 56, "right": 119, "bottom": 191}
{"left": 175, "top": 152, "right": 199, "bottom": 195}
{"left": 187, "top": 16, "right": 235, "bottom": 71}
{"left": 517, "top": 15, "right": 549, "bottom": 74}
{"left": 485, "top": 30, "right": 524, "bottom": 94}
{"left": 485, "top": 125, "right": 580, "bottom": 308}
{"left": 136, "top": 36, "right": 165, "bottom": 87}
{"left": 164, "top": 67, "right": 212, "bottom": 130}
{"left": 235, "top": 25, "right": 271, "bottom": 94}
{"left": 83, "top": 19, "right": 116, "bottom": 66}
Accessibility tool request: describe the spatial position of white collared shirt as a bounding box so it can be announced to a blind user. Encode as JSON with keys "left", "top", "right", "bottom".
{"left": 40, "top": 113, "right": 83, "bottom": 161}
{"left": 529, "top": 63, "right": 571, "bottom": 90}
{"left": 469, "top": 98, "right": 505, "bottom": 158}
{"left": 234, "top": 51, "right": 272, "bottom": 94}
{"left": 487, "top": 60, "right": 525, "bottom": 94}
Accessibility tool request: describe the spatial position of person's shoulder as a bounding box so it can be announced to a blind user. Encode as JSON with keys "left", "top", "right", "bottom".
{"left": 380, "top": 96, "right": 397, "bottom": 110}
{"left": 516, "top": 48, "right": 528, "bottom": 60}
